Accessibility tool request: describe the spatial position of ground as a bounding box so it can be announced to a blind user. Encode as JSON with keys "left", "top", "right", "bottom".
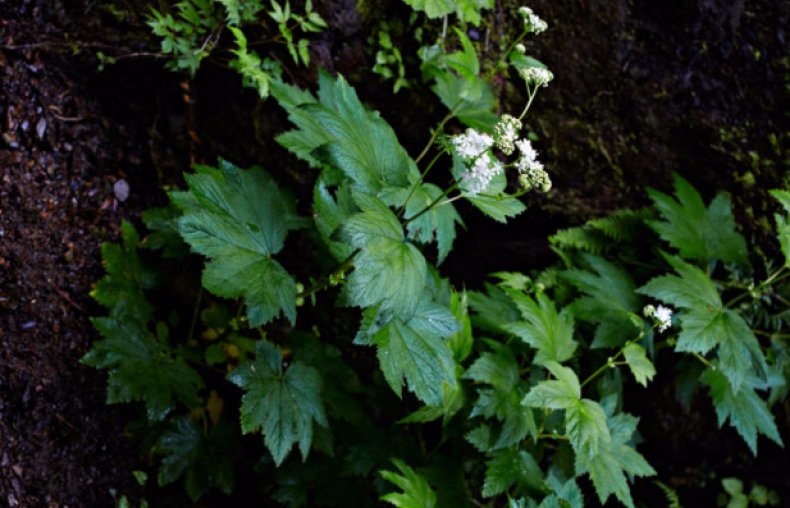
{"left": 0, "top": 0, "right": 787, "bottom": 505}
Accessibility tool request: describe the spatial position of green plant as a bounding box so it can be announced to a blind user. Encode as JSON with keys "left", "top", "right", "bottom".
{"left": 85, "top": 6, "right": 790, "bottom": 507}
{"left": 146, "top": 0, "right": 326, "bottom": 97}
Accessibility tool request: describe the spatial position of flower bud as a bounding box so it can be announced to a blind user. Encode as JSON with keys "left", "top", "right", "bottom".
{"left": 515, "top": 43, "right": 526, "bottom": 54}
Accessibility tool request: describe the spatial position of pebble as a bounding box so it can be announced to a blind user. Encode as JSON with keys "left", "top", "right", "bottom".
{"left": 36, "top": 117, "right": 47, "bottom": 139}
{"left": 113, "top": 179, "right": 130, "bottom": 202}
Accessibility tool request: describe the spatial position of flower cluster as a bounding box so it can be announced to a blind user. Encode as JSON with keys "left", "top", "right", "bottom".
{"left": 518, "top": 6, "right": 548, "bottom": 34}
{"left": 452, "top": 129, "right": 502, "bottom": 195}
{"left": 452, "top": 129, "right": 493, "bottom": 160}
{"left": 519, "top": 67, "right": 554, "bottom": 88}
{"left": 494, "top": 115, "right": 522, "bottom": 155}
{"left": 643, "top": 304, "right": 673, "bottom": 332}
{"left": 514, "top": 139, "right": 551, "bottom": 193}
{"left": 465, "top": 153, "right": 503, "bottom": 195}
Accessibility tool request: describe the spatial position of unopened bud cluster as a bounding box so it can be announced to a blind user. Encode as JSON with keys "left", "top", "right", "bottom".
{"left": 494, "top": 115, "right": 522, "bottom": 155}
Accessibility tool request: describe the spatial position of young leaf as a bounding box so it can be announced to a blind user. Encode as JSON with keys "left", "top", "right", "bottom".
{"left": 701, "top": 369, "right": 783, "bottom": 455}
{"left": 313, "top": 179, "right": 357, "bottom": 260}
{"left": 82, "top": 318, "right": 204, "bottom": 421}
{"left": 639, "top": 256, "right": 768, "bottom": 391}
{"left": 228, "top": 341, "right": 327, "bottom": 466}
{"left": 343, "top": 191, "right": 428, "bottom": 314}
{"left": 575, "top": 413, "right": 656, "bottom": 508}
{"left": 141, "top": 205, "right": 189, "bottom": 259}
{"left": 356, "top": 299, "right": 458, "bottom": 405}
{"left": 481, "top": 448, "right": 544, "bottom": 498}
{"left": 380, "top": 459, "right": 437, "bottom": 508}
{"left": 503, "top": 292, "right": 577, "bottom": 366}
{"left": 157, "top": 417, "right": 237, "bottom": 501}
{"left": 623, "top": 344, "right": 656, "bottom": 387}
{"left": 647, "top": 174, "right": 747, "bottom": 263}
{"left": 175, "top": 161, "right": 302, "bottom": 326}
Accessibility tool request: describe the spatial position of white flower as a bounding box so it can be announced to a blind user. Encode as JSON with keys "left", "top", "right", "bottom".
{"left": 643, "top": 304, "right": 673, "bottom": 332}
{"left": 452, "top": 129, "right": 493, "bottom": 160}
{"left": 514, "top": 138, "right": 544, "bottom": 175}
{"left": 527, "top": 13, "right": 548, "bottom": 33}
{"left": 463, "top": 153, "right": 503, "bottom": 195}
{"left": 519, "top": 67, "right": 554, "bottom": 87}
{"left": 654, "top": 305, "right": 673, "bottom": 332}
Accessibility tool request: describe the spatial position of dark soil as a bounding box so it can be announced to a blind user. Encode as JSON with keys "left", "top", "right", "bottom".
{"left": 0, "top": 0, "right": 788, "bottom": 505}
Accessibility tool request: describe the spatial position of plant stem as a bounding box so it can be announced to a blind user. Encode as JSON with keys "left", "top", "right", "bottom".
{"left": 398, "top": 151, "right": 445, "bottom": 217}
{"left": 517, "top": 85, "right": 539, "bottom": 121}
{"left": 187, "top": 286, "right": 203, "bottom": 341}
{"left": 415, "top": 111, "right": 454, "bottom": 164}
{"left": 297, "top": 252, "right": 357, "bottom": 299}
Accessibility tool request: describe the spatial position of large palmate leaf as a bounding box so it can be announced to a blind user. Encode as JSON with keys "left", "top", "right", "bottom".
{"left": 343, "top": 191, "right": 428, "bottom": 314}
{"left": 639, "top": 256, "right": 768, "bottom": 391}
{"left": 356, "top": 298, "right": 458, "bottom": 406}
{"left": 466, "top": 171, "right": 526, "bottom": 223}
{"left": 82, "top": 318, "right": 203, "bottom": 421}
{"left": 228, "top": 341, "right": 327, "bottom": 465}
{"left": 174, "top": 160, "right": 303, "bottom": 326}
{"left": 276, "top": 73, "right": 416, "bottom": 193}
{"left": 701, "top": 369, "right": 783, "bottom": 454}
{"left": 647, "top": 174, "right": 747, "bottom": 263}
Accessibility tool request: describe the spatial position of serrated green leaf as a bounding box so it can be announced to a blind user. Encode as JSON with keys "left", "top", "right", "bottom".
{"left": 566, "top": 399, "right": 610, "bottom": 458}
{"left": 285, "top": 75, "right": 415, "bottom": 193}
{"left": 647, "top": 174, "right": 747, "bottom": 263}
{"left": 481, "top": 448, "right": 544, "bottom": 498}
{"left": 356, "top": 299, "right": 458, "bottom": 405}
{"left": 157, "top": 417, "right": 237, "bottom": 501}
{"left": 82, "top": 318, "right": 203, "bottom": 421}
{"left": 575, "top": 413, "right": 656, "bottom": 508}
{"left": 175, "top": 160, "right": 302, "bottom": 326}
{"left": 380, "top": 459, "right": 437, "bottom": 508}
{"left": 313, "top": 178, "right": 357, "bottom": 260}
{"left": 92, "top": 221, "right": 156, "bottom": 323}
{"left": 623, "top": 344, "right": 656, "bottom": 386}
{"left": 344, "top": 191, "right": 427, "bottom": 314}
{"left": 465, "top": 341, "right": 537, "bottom": 447}
{"left": 467, "top": 172, "right": 527, "bottom": 222}
{"left": 503, "top": 293, "right": 577, "bottom": 366}
{"left": 228, "top": 341, "right": 327, "bottom": 465}
{"left": 563, "top": 254, "right": 642, "bottom": 348}
{"left": 468, "top": 283, "right": 520, "bottom": 333}
{"left": 639, "top": 256, "right": 768, "bottom": 392}
{"left": 701, "top": 369, "right": 783, "bottom": 455}
{"left": 522, "top": 362, "right": 580, "bottom": 409}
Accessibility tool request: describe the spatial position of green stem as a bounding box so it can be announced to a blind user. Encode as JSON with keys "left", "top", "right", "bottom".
{"left": 297, "top": 252, "right": 357, "bottom": 299}
{"left": 399, "top": 151, "right": 445, "bottom": 217}
{"left": 186, "top": 286, "right": 203, "bottom": 341}
{"left": 517, "top": 85, "right": 539, "bottom": 121}
{"left": 415, "top": 111, "right": 454, "bottom": 165}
